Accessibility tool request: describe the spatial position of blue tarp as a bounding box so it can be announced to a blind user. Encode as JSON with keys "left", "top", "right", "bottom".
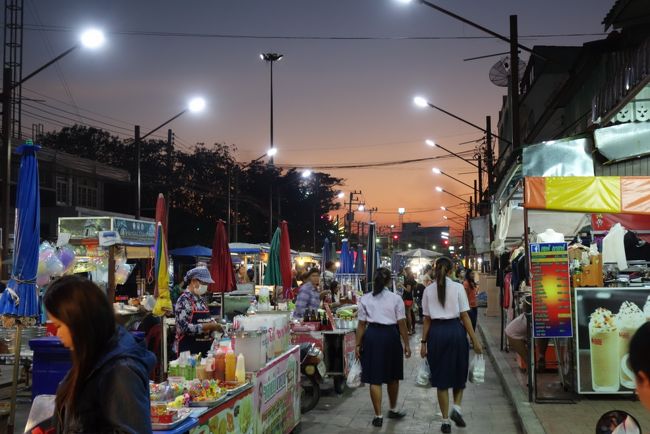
{"left": 0, "top": 142, "right": 40, "bottom": 317}
{"left": 170, "top": 245, "right": 212, "bottom": 257}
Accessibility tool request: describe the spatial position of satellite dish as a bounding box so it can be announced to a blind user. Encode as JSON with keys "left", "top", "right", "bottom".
{"left": 489, "top": 55, "right": 527, "bottom": 87}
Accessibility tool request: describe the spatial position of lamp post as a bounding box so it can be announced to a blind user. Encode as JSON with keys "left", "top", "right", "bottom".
{"left": 134, "top": 97, "right": 206, "bottom": 220}
{"left": 1, "top": 28, "right": 105, "bottom": 277}
{"left": 260, "top": 52, "right": 283, "bottom": 241}
{"left": 441, "top": 206, "right": 465, "bottom": 219}
{"left": 425, "top": 139, "right": 479, "bottom": 170}
{"left": 398, "top": 208, "right": 406, "bottom": 250}
{"left": 233, "top": 147, "right": 277, "bottom": 242}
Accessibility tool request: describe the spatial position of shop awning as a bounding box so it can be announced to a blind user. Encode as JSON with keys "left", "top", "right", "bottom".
{"left": 525, "top": 176, "right": 650, "bottom": 215}
{"left": 170, "top": 245, "right": 212, "bottom": 257}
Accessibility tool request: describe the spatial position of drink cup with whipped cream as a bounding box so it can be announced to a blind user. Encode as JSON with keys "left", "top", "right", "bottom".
{"left": 589, "top": 307, "right": 619, "bottom": 392}
{"left": 617, "top": 301, "right": 646, "bottom": 389}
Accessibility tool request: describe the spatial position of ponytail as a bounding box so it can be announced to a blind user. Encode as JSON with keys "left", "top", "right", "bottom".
{"left": 372, "top": 267, "right": 391, "bottom": 296}
{"left": 434, "top": 257, "right": 453, "bottom": 306}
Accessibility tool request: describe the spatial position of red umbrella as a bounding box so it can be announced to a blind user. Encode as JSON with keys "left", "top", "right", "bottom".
{"left": 279, "top": 221, "right": 293, "bottom": 296}
{"left": 154, "top": 193, "right": 168, "bottom": 298}
{"left": 209, "top": 220, "right": 236, "bottom": 293}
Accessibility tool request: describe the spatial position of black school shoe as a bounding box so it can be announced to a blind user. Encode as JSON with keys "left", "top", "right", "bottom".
{"left": 372, "top": 417, "right": 383, "bottom": 427}
{"left": 441, "top": 423, "right": 452, "bottom": 433}
{"left": 450, "top": 409, "right": 467, "bottom": 427}
{"left": 388, "top": 410, "right": 407, "bottom": 419}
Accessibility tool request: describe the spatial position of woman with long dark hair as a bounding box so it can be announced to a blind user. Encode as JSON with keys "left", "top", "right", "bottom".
{"left": 421, "top": 257, "right": 483, "bottom": 433}
{"left": 355, "top": 268, "right": 411, "bottom": 427}
{"left": 44, "top": 275, "right": 155, "bottom": 433}
{"left": 462, "top": 268, "right": 479, "bottom": 331}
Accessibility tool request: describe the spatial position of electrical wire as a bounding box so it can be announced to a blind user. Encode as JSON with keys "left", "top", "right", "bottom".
{"left": 276, "top": 152, "right": 477, "bottom": 170}
{"left": 22, "top": 24, "right": 607, "bottom": 41}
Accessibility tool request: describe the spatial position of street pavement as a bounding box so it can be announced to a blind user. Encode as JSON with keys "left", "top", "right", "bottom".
{"left": 298, "top": 320, "right": 523, "bottom": 434}
{"left": 479, "top": 309, "right": 650, "bottom": 434}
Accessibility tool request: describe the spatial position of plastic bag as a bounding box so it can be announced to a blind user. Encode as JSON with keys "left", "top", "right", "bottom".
{"left": 416, "top": 358, "right": 430, "bottom": 387}
{"left": 469, "top": 354, "right": 485, "bottom": 384}
{"left": 347, "top": 359, "right": 362, "bottom": 388}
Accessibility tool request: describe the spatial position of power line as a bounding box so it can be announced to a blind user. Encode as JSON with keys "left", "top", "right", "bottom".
{"left": 22, "top": 24, "right": 607, "bottom": 41}
{"left": 276, "top": 152, "right": 476, "bottom": 170}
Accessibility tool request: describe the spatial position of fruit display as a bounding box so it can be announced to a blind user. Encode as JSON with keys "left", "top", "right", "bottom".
{"left": 336, "top": 306, "right": 357, "bottom": 320}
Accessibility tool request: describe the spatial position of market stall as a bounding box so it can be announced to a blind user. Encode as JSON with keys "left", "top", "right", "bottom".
{"left": 498, "top": 176, "right": 650, "bottom": 402}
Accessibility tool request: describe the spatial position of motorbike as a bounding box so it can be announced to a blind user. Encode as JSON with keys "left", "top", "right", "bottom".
{"left": 299, "top": 342, "right": 326, "bottom": 413}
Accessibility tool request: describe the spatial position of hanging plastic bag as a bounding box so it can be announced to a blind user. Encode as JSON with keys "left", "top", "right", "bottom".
{"left": 469, "top": 354, "right": 485, "bottom": 384}
{"left": 346, "top": 359, "right": 362, "bottom": 388}
{"left": 416, "top": 358, "right": 430, "bottom": 387}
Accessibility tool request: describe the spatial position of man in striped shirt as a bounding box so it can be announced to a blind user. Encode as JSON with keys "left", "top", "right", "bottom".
{"left": 293, "top": 268, "right": 325, "bottom": 319}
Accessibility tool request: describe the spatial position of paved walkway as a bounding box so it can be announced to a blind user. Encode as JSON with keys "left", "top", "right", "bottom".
{"left": 479, "top": 309, "right": 650, "bottom": 434}
{"left": 298, "top": 320, "right": 522, "bottom": 434}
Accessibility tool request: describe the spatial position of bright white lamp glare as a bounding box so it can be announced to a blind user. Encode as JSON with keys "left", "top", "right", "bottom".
{"left": 425, "top": 139, "right": 436, "bottom": 147}
{"left": 443, "top": 216, "right": 448, "bottom": 220}
{"left": 398, "top": 207, "right": 406, "bottom": 214}
{"left": 397, "top": 0, "right": 413, "bottom": 3}
{"left": 358, "top": 204, "right": 365, "bottom": 212}
{"left": 188, "top": 97, "right": 206, "bottom": 113}
{"left": 432, "top": 167, "right": 441, "bottom": 174}
{"left": 266, "top": 148, "right": 278, "bottom": 157}
{"left": 337, "top": 191, "right": 345, "bottom": 199}
{"left": 413, "top": 96, "right": 428, "bottom": 108}
{"left": 435, "top": 186, "right": 443, "bottom": 192}
{"left": 301, "top": 169, "right": 312, "bottom": 178}
{"left": 80, "top": 28, "right": 105, "bottom": 49}
{"left": 440, "top": 206, "right": 447, "bottom": 211}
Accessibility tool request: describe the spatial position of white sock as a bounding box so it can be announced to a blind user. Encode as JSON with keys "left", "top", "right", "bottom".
{"left": 390, "top": 407, "right": 396, "bottom": 412}
{"left": 442, "top": 418, "right": 450, "bottom": 424}
{"left": 375, "top": 414, "right": 383, "bottom": 418}
{"left": 453, "top": 404, "right": 462, "bottom": 414}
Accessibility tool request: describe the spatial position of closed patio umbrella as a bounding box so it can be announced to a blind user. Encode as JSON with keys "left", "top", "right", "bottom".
{"left": 209, "top": 220, "right": 236, "bottom": 293}
{"left": 339, "top": 239, "right": 353, "bottom": 274}
{"left": 263, "top": 228, "right": 282, "bottom": 286}
{"left": 0, "top": 141, "right": 40, "bottom": 320}
{"left": 279, "top": 221, "right": 292, "bottom": 297}
{"left": 354, "top": 244, "right": 365, "bottom": 274}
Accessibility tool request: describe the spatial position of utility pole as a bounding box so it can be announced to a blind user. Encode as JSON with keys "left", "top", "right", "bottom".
{"left": 167, "top": 129, "right": 173, "bottom": 232}
{"left": 486, "top": 116, "right": 494, "bottom": 195}
{"left": 477, "top": 153, "right": 483, "bottom": 206}
{"left": 345, "top": 190, "right": 362, "bottom": 238}
{"left": 510, "top": 15, "right": 521, "bottom": 152}
{"left": 135, "top": 125, "right": 141, "bottom": 220}
{"left": 368, "top": 207, "right": 378, "bottom": 222}
{"left": 234, "top": 167, "right": 239, "bottom": 243}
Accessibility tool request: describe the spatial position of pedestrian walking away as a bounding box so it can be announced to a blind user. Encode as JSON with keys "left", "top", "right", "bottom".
{"left": 421, "top": 257, "right": 483, "bottom": 433}
{"left": 463, "top": 268, "right": 479, "bottom": 331}
{"left": 355, "top": 267, "right": 412, "bottom": 428}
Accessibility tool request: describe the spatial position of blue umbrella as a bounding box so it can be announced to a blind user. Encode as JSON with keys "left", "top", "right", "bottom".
{"left": 354, "top": 244, "right": 364, "bottom": 274}
{"left": 321, "top": 238, "right": 331, "bottom": 270}
{"left": 0, "top": 141, "right": 40, "bottom": 318}
{"left": 339, "top": 239, "right": 354, "bottom": 274}
{"left": 366, "top": 223, "right": 377, "bottom": 293}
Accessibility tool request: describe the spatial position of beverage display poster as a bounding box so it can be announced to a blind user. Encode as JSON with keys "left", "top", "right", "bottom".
{"left": 190, "top": 387, "right": 253, "bottom": 434}
{"left": 253, "top": 347, "right": 300, "bottom": 434}
{"left": 530, "top": 243, "right": 573, "bottom": 338}
{"left": 575, "top": 287, "right": 650, "bottom": 394}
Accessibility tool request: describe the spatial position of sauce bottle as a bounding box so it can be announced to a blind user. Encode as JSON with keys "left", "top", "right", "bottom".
{"left": 225, "top": 348, "right": 237, "bottom": 382}
{"left": 235, "top": 353, "right": 246, "bottom": 384}
{"left": 215, "top": 348, "right": 226, "bottom": 382}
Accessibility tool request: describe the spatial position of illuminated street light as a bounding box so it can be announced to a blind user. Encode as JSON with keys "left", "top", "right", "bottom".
{"left": 302, "top": 169, "right": 313, "bottom": 179}
{"left": 358, "top": 204, "right": 365, "bottom": 212}
{"left": 337, "top": 191, "right": 345, "bottom": 199}
{"left": 266, "top": 147, "right": 278, "bottom": 157}
{"left": 187, "top": 97, "right": 206, "bottom": 113}
{"left": 413, "top": 96, "right": 428, "bottom": 108}
{"left": 80, "top": 28, "right": 106, "bottom": 49}
{"left": 398, "top": 208, "right": 406, "bottom": 215}
{"left": 435, "top": 186, "right": 470, "bottom": 204}
{"left": 432, "top": 166, "right": 474, "bottom": 189}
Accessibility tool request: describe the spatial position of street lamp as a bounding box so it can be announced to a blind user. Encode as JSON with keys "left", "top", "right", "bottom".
{"left": 426, "top": 139, "right": 479, "bottom": 170}
{"left": 435, "top": 186, "right": 471, "bottom": 204}
{"left": 441, "top": 206, "right": 465, "bottom": 219}
{"left": 432, "top": 167, "right": 474, "bottom": 189}
{"left": 135, "top": 97, "right": 206, "bottom": 219}
{"left": 301, "top": 169, "right": 313, "bottom": 179}
{"left": 1, "top": 27, "right": 107, "bottom": 277}
{"left": 337, "top": 191, "right": 345, "bottom": 199}
{"left": 358, "top": 204, "right": 365, "bottom": 212}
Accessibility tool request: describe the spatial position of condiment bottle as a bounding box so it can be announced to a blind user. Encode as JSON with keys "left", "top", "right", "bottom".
{"left": 225, "top": 348, "right": 237, "bottom": 382}
{"left": 235, "top": 353, "right": 246, "bottom": 384}
{"left": 215, "top": 348, "right": 226, "bottom": 382}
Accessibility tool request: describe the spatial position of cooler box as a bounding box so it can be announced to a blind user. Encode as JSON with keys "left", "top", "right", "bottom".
{"left": 29, "top": 337, "right": 72, "bottom": 399}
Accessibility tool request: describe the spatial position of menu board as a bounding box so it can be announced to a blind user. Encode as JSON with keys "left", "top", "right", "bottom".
{"left": 530, "top": 242, "right": 573, "bottom": 338}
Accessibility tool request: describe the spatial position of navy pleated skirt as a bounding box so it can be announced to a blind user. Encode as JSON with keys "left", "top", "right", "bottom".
{"left": 426, "top": 318, "right": 469, "bottom": 389}
{"left": 361, "top": 323, "right": 404, "bottom": 385}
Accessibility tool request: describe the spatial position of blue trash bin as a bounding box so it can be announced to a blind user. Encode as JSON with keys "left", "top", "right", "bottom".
{"left": 29, "top": 337, "right": 72, "bottom": 399}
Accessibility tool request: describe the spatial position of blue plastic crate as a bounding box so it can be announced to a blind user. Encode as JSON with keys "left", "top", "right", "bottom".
{"left": 29, "top": 337, "right": 71, "bottom": 399}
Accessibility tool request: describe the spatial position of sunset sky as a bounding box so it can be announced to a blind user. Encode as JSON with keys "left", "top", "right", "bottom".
{"left": 21, "top": 0, "right": 613, "bottom": 232}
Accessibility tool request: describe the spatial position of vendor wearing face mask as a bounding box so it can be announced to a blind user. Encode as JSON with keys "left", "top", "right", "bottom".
{"left": 174, "top": 267, "right": 223, "bottom": 356}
